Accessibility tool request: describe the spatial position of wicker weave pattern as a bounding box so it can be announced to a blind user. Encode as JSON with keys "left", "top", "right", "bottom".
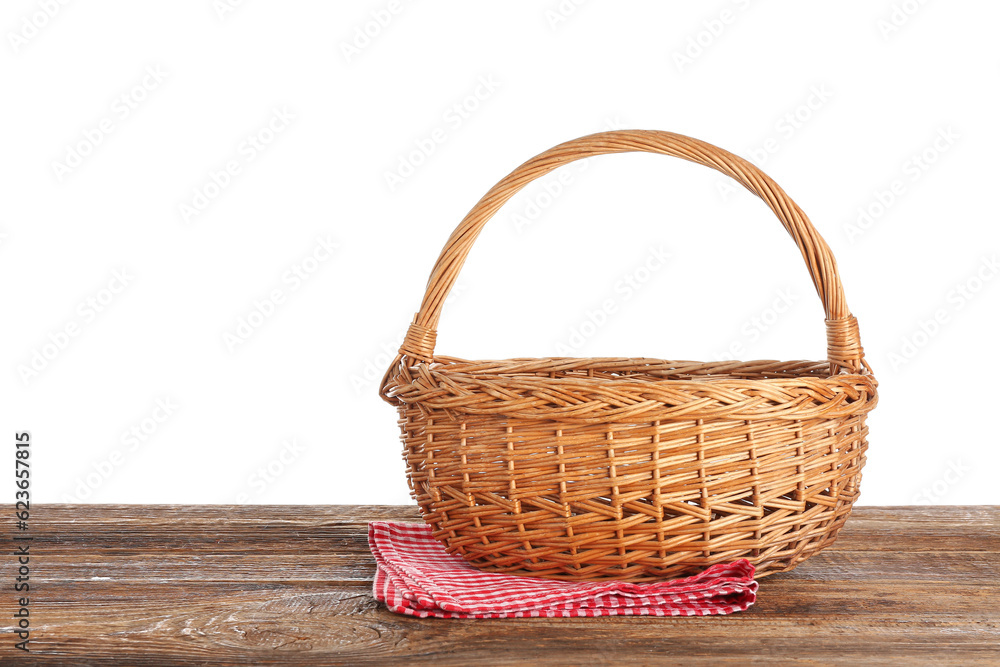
{"left": 380, "top": 130, "right": 877, "bottom": 580}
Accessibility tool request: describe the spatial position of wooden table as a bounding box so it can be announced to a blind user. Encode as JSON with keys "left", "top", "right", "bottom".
{"left": 4, "top": 505, "right": 998, "bottom": 665}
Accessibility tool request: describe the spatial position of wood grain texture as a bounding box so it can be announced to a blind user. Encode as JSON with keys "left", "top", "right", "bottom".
{"left": 2, "top": 505, "right": 998, "bottom": 666}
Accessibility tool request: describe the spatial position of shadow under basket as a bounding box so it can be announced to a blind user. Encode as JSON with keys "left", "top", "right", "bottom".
{"left": 379, "top": 130, "right": 878, "bottom": 581}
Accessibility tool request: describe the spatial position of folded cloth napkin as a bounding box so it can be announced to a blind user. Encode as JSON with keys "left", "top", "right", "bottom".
{"left": 369, "top": 521, "right": 758, "bottom": 619}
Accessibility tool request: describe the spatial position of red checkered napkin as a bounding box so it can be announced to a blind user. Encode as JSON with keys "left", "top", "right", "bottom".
{"left": 369, "top": 521, "right": 758, "bottom": 619}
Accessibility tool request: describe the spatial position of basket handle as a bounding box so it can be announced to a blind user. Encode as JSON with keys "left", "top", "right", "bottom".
{"left": 383, "top": 130, "right": 867, "bottom": 389}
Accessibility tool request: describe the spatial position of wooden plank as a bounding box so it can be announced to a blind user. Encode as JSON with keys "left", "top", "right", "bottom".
{"left": 2, "top": 505, "right": 998, "bottom": 666}
{"left": 14, "top": 581, "right": 1000, "bottom": 666}
{"left": 29, "top": 504, "right": 1000, "bottom": 554}
{"left": 827, "top": 505, "right": 1000, "bottom": 552}
{"left": 27, "top": 504, "right": 422, "bottom": 555}
{"left": 28, "top": 549, "right": 998, "bottom": 585}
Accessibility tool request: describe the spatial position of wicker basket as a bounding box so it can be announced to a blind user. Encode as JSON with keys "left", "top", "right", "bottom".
{"left": 379, "top": 130, "right": 878, "bottom": 581}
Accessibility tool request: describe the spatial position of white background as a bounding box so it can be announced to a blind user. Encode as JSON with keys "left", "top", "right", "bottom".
{"left": 2, "top": 1, "right": 997, "bottom": 506}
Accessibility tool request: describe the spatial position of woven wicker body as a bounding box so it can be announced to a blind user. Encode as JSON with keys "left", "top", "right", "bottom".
{"left": 380, "top": 130, "right": 878, "bottom": 581}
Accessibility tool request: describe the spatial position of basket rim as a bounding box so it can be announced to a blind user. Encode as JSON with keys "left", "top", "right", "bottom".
{"left": 424, "top": 355, "right": 873, "bottom": 381}
{"left": 383, "top": 355, "right": 878, "bottom": 423}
